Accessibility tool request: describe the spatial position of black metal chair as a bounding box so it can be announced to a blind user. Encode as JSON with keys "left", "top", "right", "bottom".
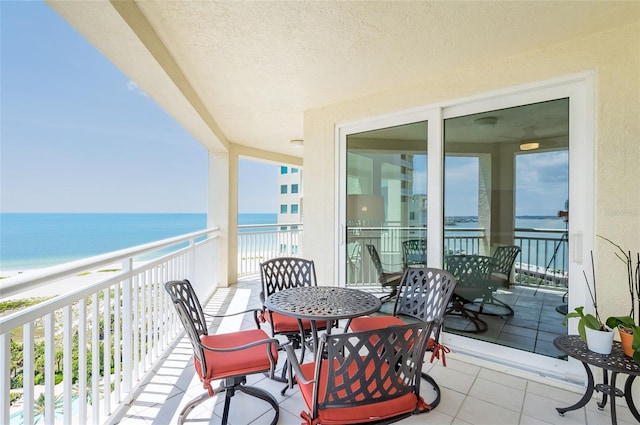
{"left": 164, "top": 279, "right": 279, "bottom": 425}
{"left": 402, "top": 239, "right": 427, "bottom": 268}
{"left": 345, "top": 267, "right": 457, "bottom": 411}
{"left": 490, "top": 245, "right": 521, "bottom": 288}
{"left": 366, "top": 244, "right": 403, "bottom": 302}
{"left": 259, "top": 257, "right": 331, "bottom": 382}
{"left": 444, "top": 254, "right": 515, "bottom": 333}
{"left": 286, "top": 322, "right": 436, "bottom": 425}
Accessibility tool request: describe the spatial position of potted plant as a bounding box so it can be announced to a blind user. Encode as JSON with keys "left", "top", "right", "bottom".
{"left": 565, "top": 252, "right": 614, "bottom": 354}
{"left": 599, "top": 236, "right": 640, "bottom": 363}
{"left": 605, "top": 315, "right": 640, "bottom": 361}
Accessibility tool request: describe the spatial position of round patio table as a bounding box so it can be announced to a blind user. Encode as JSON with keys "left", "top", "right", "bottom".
{"left": 554, "top": 335, "right": 640, "bottom": 425}
{"left": 266, "top": 286, "right": 382, "bottom": 358}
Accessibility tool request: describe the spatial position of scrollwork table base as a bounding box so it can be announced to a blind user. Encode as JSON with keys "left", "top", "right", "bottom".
{"left": 553, "top": 335, "right": 640, "bottom": 425}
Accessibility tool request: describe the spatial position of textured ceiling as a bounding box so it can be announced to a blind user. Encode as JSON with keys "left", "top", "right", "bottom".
{"left": 48, "top": 1, "right": 639, "bottom": 158}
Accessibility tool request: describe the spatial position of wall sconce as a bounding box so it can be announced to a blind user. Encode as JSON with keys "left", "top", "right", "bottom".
{"left": 519, "top": 142, "right": 540, "bottom": 151}
{"left": 347, "top": 194, "right": 385, "bottom": 226}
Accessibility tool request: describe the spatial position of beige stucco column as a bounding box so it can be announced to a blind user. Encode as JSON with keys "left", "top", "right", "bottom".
{"left": 208, "top": 148, "right": 239, "bottom": 287}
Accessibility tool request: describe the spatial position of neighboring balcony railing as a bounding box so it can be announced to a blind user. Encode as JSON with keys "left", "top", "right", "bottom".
{"left": 0, "top": 228, "right": 219, "bottom": 425}
{"left": 237, "top": 223, "right": 303, "bottom": 276}
{"left": 346, "top": 225, "right": 568, "bottom": 290}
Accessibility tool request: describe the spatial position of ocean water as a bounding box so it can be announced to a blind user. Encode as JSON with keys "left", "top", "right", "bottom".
{"left": 0, "top": 213, "right": 565, "bottom": 273}
{"left": 0, "top": 213, "right": 277, "bottom": 272}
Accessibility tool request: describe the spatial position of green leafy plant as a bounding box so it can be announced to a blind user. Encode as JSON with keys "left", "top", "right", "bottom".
{"left": 606, "top": 315, "right": 640, "bottom": 364}
{"left": 564, "top": 251, "right": 608, "bottom": 342}
{"left": 565, "top": 306, "right": 606, "bottom": 342}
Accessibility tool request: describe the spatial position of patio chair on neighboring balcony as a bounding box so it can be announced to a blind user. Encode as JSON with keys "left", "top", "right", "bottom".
{"left": 285, "top": 322, "right": 436, "bottom": 425}
{"left": 165, "top": 279, "right": 279, "bottom": 425}
{"left": 490, "top": 245, "right": 521, "bottom": 288}
{"left": 445, "top": 254, "right": 515, "bottom": 333}
{"left": 344, "top": 267, "right": 457, "bottom": 411}
{"left": 259, "top": 257, "right": 331, "bottom": 382}
{"left": 402, "top": 239, "right": 427, "bottom": 268}
{"left": 366, "top": 244, "right": 403, "bottom": 302}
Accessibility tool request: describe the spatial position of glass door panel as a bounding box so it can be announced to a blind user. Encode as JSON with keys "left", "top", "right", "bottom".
{"left": 345, "top": 121, "right": 428, "bottom": 287}
{"left": 443, "top": 98, "right": 569, "bottom": 358}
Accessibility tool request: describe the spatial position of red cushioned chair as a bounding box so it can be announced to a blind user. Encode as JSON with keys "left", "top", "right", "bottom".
{"left": 260, "top": 257, "right": 331, "bottom": 383}
{"left": 286, "top": 321, "right": 436, "bottom": 425}
{"left": 345, "top": 267, "right": 457, "bottom": 411}
{"left": 165, "top": 279, "right": 280, "bottom": 425}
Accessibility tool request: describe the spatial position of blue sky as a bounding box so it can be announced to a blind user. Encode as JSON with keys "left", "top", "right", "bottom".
{"left": 1, "top": 2, "right": 567, "bottom": 218}
{"left": 1, "top": 1, "right": 278, "bottom": 214}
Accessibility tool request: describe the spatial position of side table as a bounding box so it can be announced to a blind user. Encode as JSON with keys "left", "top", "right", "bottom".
{"left": 553, "top": 335, "right": 640, "bottom": 425}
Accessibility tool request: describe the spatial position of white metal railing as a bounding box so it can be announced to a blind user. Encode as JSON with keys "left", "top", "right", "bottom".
{"left": 237, "top": 223, "right": 303, "bottom": 275}
{"left": 0, "top": 228, "right": 219, "bottom": 425}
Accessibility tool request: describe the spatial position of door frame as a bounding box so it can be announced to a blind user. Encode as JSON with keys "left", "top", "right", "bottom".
{"left": 335, "top": 71, "right": 595, "bottom": 380}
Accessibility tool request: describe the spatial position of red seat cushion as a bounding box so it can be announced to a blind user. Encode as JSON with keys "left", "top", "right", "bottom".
{"left": 348, "top": 315, "right": 406, "bottom": 332}
{"left": 265, "top": 310, "right": 329, "bottom": 333}
{"left": 194, "top": 329, "right": 278, "bottom": 381}
{"left": 296, "top": 358, "right": 418, "bottom": 424}
{"left": 349, "top": 317, "right": 438, "bottom": 352}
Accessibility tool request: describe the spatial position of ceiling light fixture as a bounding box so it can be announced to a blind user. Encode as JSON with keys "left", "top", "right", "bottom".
{"left": 474, "top": 116, "right": 497, "bottom": 129}
{"left": 520, "top": 142, "right": 540, "bottom": 151}
{"left": 290, "top": 139, "right": 304, "bottom": 147}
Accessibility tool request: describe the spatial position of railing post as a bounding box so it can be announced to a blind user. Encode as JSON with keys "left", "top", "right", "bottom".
{"left": 122, "top": 258, "right": 133, "bottom": 394}
{"left": 0, "top": 332, "right": 10, "bottom": 425}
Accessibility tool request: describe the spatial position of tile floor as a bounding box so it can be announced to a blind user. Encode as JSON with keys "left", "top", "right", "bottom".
{"left": 444, "top": 285, "right": 568, "bottom": 359}
{"left": 109, "top": 277, "right": 637, "bottom": 425}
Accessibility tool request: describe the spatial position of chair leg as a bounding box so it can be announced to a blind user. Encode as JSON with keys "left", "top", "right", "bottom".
{"left": 177, "top": 392, "right": 211, "bottom": 425}
{"left": 238, "top": 384, "right": 280, "bottom": 425}
{"left": 421, "top": 372, "right": 441, "bottom": 411}
{"left": 445, "top": 298, "right": 488, "bottom": 333}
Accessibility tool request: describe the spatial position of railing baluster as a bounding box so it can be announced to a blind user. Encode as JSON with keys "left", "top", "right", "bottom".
{"left": 44, "top": 312, "right": 54, "bottom": 425}
{"left": 78, "top": 299, "right": 87, "bottom": 425}
{"left": 0, "top": 331, "right": 10, "bottom": 425}
{"left": 63, "top": 304, "right": 73, "bottom": 425}
{"left": 23, "top": 323, "right": 35, "bottom": 425}
{"left": 91, "top": 292, "right": 100, "bottom": 424}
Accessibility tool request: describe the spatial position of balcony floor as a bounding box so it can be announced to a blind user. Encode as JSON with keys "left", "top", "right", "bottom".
{"left": 109, "top": 276, "right": 637, "bottom": 425}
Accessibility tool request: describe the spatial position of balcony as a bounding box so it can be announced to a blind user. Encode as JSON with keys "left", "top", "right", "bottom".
{"left": 1, "top": 227, "right": 631, "bottom": 425}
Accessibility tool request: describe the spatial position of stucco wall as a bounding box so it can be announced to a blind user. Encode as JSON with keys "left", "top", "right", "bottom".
{"left": 303, "top": 22, "right": 639, "bottom": 321}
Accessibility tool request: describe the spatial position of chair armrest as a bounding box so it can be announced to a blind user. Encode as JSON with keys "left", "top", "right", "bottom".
{"left": 204, "top": 307, "right": 264, "bottom": 327}
{"left": 284, "top": 344, "right": 315, "bottom": 388}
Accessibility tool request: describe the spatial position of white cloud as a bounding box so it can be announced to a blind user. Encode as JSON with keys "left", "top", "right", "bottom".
{"left": 126, "top": 80, "right": 148, "bottom": 97}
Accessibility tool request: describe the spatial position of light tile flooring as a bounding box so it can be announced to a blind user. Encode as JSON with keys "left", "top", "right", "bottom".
{"left": 109, "top": 277, "right": 637, "bottom": 425}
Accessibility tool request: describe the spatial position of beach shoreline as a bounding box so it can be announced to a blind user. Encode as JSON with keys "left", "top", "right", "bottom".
{"left": 0, "top": 264, "right": 127, "bottom": 302}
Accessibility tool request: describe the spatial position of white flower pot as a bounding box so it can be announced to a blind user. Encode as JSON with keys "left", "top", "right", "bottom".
{"left": 585, "top": 327, "right": 614, "bottom": 354}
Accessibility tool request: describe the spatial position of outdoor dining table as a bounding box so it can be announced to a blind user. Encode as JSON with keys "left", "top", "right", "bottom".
{"left": 265, "top": 285, "right": 382, "bottom": 359}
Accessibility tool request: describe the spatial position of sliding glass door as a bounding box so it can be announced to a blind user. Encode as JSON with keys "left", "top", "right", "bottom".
{"left": 443, "top": 98, "right": 570, "bottom": 357}
{"left": 338, "top": 74, "right": 593, "bottom": 378}
{"left": 344, "top": 121, "right": 428, "bottom": 288}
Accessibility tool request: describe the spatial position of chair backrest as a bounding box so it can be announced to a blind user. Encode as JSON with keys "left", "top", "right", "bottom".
{"left": 313, "top": 322, "right": 435, "bottom": 417}
{"left": 392, "top": 268, "right": 457, "bottom": 324}
{"left": 260, "top": 257, "right": 317, "bottom": 299}
{"left": 491, "top": 245, "right": 521, "bottom": 275}
{"left": 164, "top": 279, "right": 209, "bottom": 376}
{"left": 445, "top": 254, "right": 494, "bottom": 288}
{"left": 366, "top": 244, "right": 384, "bottom": 276}
{"left": 402, "top": 239, "right": 427, "bottom": 268}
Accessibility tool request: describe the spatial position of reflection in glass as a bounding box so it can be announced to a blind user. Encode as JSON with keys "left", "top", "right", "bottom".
{"left": 345, "top": 121, "right": 428, "bottom": 290}
{"left": 443, "top": 98, "right": 569, "bottom": 358}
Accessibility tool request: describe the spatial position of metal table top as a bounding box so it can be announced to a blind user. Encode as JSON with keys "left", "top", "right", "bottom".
{"left": 554, "top": 335, "right": 640, "bottom": 376}
{"left": 265, "top": 286, "right": 382, "bottom": 321}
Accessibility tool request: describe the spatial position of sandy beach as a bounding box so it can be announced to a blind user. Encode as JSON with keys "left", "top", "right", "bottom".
{"left": 0, "top": 264, "right": 126, "bottom": 302}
